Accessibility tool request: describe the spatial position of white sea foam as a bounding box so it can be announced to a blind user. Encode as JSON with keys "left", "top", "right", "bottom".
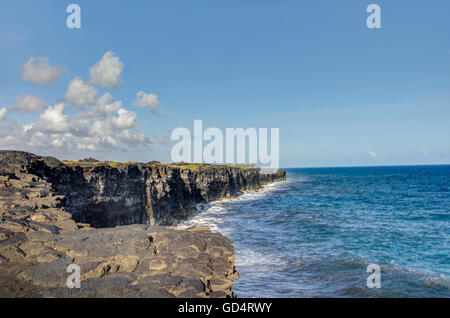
{"left": 178, "top": 180, "right": 286, "bottom": 232}
{"left": 235, "top": 248, "right": 290, "bottom": 269}
{"left": 178, "top": 182, "right": 287, "bottom": 282}
{"left": 424, "top": 274, "right": 450, "bottom": 290}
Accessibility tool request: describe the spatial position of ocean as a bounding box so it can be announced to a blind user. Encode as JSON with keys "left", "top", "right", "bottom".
{"left": 179, "top": 165, "right": 450, "bottom": 297}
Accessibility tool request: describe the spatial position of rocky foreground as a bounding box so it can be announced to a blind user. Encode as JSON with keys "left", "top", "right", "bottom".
{"left": 0, "top": 151, "right": 285, "bottom": 297}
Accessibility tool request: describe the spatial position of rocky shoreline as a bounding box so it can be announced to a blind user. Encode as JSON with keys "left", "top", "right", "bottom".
{"left": 0, "top": 150, "right": 286, "bottom": 298}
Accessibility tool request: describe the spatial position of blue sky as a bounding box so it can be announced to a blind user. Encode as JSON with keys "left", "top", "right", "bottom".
{"left": 0, "top": 0, "right": 449, "bottom": 167}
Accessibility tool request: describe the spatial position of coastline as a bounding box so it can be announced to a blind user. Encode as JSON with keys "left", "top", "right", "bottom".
{"left": 177, "top": 180, "right": 288, "bottom": 298}
{"left": 178, "top": 180, "right": 287, "bottom": 231}
{"left": 190, "top": 166, "right": 450, "bottom": 297}
{"left": 0, "top": 150, "right": 286, "bottom": 297}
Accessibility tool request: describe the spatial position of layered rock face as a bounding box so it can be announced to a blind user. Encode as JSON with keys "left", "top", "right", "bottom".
{"left": 0, "top": 151, "right": 285, "bottom": 297}
{"left": 2, "top": 151, "right": 285, "bottom": 227}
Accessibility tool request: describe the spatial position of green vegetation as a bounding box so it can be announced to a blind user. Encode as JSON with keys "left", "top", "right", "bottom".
{"left": 180, "top": 165, "right": 200, "bottom": 171}
{"left": 62, "top": 160, "right": 136, "bottom": 167}
{"left": 171, "top": 162, "right": 257, "bottom": 171}
{"left": 61, "top": 160, "right": 257, "bottom": 171}
{"left": 171, "top": 163, "right": 203, "bottom": 171}
{"left": 226, "top": 164, "right": 256, "bottom": 169}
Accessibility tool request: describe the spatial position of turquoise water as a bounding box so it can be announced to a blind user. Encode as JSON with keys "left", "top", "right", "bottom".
{"left": 180, "top": 166, "right": 450, "bottom": 297}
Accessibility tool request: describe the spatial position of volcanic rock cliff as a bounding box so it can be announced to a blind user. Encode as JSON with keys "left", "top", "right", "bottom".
{"left": 0, "top": 151, "right": 285, "bottom": 228}
{"left": 0, "top": 150, "right": 285, "bottom": 298}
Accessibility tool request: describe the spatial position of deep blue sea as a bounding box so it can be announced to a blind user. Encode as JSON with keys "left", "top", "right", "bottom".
{"left": 180, "top": 166, "right": 450, "bottom": 297}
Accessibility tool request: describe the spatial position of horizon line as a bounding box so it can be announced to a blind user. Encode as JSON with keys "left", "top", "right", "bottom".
{"left": 281, "top": 163, "right": 450, "bottom": 169}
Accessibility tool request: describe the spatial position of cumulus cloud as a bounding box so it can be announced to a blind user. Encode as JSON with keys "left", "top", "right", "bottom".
{"left": 92, "top": 93, "right": 122, "bottom": 115}
{"left": 0, "top": 107, "right": 7, "bottom": 121}
{"left": 366, "top": 151, "right": 377, "bottom": 158}
{"left": 110, "top": 109, "right": 137, "bottom": 129}
{"left": 0, "top": 51, "right": 166, "bottom": 157}
{"left": 133, "top": 91, "right": 162, "bottom": 114}
{"left": 21, "top": 57, "right": 62, "bottom": 85}
{"left": 0, "top": 93, "right": 161, "bottom": 155}
{"left": 12, "top": 94, "right": 49, "bottom": 112}
{"left": 65, "top": 77, "right": 98, "bottom": 106}
{"left": 35, "top": 103, "right": 70, "bottom": 133}
{"left": 89, "top": 51, "right": 124, "bottom": 88}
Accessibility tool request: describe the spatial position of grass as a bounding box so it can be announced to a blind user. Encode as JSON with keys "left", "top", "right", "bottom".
{"left": 62, "top": 160, "right": 257, "bottom": 171}
{"left": 180, "top": 165, "right": 199, "bottom": 171}
{"left": 61, "top": 160, "right": 136, "bottom": 167}
{"left": 227, "top": 164, "right": 256, "bottom": 169}
{"left": 172, "top": 163, "right": 257, "bottom": 171}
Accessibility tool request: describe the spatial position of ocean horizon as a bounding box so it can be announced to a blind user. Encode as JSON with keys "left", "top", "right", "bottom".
{"left": 281, "top": 164, "right": 450, "bottom": 169}
{"left": 180, "top": 165, "right": 450, "bottom": 297}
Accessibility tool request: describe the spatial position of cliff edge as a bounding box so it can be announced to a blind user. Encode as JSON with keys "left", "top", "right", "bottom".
{"left": 0, "top": 150, "right": 286, "bottom": 297}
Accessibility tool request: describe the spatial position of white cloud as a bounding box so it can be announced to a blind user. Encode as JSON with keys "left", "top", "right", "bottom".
{"left": 65, "top": 77, "right": 98, "bottom": 106}
{"left": 133, "top": 91, "right": 162, "bottom": 113}
{"left": 366, "top": 151, "right": 377, "bottom": 158}
{"left": 110, "top": 108, "right": 137, "bottom": 129}
{"left": 12, "top": 94, "right": 49, "bottom": 112}
{"left": 0, "top": 51, "right": 166, "bottom": 157}
{"left": 89, "top": 51, "right": 124, "bottom": 88}
{"left": 92, "top": 93, "right": 122, "bottom": 115}
{"left": 0, "top": 107, "right": 7, "bottom": 120}
{"left": 0, "top": 94, "right": 160, "bottom": 155}
{"left": 22, "top": 123, "right": 34, "bottom": 132}
{"left": 21, "top": 57, "right": 62, "bottom": 85}
{"left": 35, "top": 103, "right": 70, "bottom": 133}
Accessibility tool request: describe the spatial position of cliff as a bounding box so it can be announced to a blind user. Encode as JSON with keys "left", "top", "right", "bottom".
{"left": 0, "top": 151, "right": 285, "bottom": 228}
{"left": 0, "top": 150, "right": 285, "bottom": 297}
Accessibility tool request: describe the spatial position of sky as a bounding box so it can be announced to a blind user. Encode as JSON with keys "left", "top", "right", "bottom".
{"left": 0, "top": 0, "right": 449, "bottom": 167}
